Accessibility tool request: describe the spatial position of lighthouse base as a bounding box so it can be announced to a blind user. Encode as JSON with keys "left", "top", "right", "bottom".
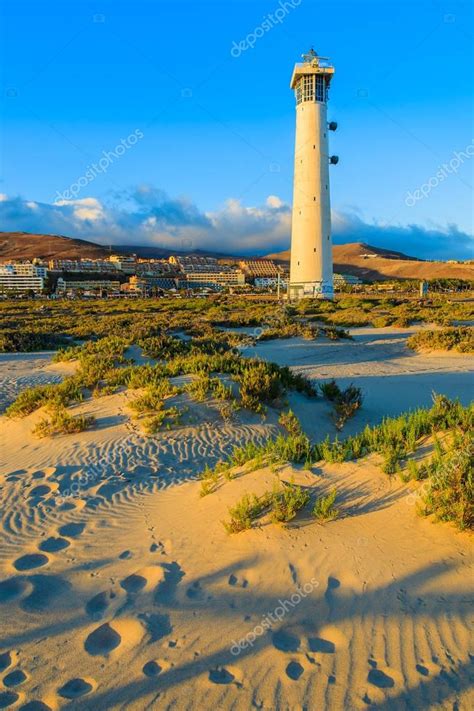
{"left": 288, "top": 281, "right": 334, "bottom": 301}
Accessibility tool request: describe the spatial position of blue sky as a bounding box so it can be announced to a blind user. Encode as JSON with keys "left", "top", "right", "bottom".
{"left": 0, "top": 0, "right": 473, "bottom": 258}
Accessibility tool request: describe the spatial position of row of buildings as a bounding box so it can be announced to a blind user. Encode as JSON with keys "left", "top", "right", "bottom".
{"left": 0, "top": 254, "right": 361, "bottom": 297}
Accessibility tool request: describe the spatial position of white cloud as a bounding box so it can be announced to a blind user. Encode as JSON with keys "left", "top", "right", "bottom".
{"left": 266, "top": 195, "right": 283, "bottom": 208}
{"left": 0, "top": 189, "right": 472, "bottom": 259}
{"left": 54, "top": 197, "right": 105, "bottom": 222}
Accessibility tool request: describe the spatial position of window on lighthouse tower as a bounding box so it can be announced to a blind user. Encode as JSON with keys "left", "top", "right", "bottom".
{"left": 303, "top": 75, "right": 314, "bottom": 101}
{"left": 315, "top": 75, "right": 325, "bottom": 102}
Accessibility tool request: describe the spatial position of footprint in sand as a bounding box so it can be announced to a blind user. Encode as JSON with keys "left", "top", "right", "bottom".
{"left": 228, "top": 574, "right": 248, "bottom": 588}
{"left": 58, "top": 522, "right": 85, "bottom": 538}
{"left": 308, "top": 637, "right": 336, "bottom": 654}
{"left": 209, "top": 667, "right": 235, "bottom": 685}
{"left": 416, "top": 664, "right": 430, "bottom": 676}
{"left": 153, "top": 562, "right": 185, "bottom": 605}
{"left": 3, "top": 670, "right": 27, "bottom": 687}
{"left": 272, "top": 630, "right": 300, "bottom": 653}
{"left": 20, "top": 575, "right": 71, "bottom": 613}
{"left": 142, "top": 661, "right": 162, "bottom": 678}
{"left": 0, "top": 691, "right": 19, "bottom": 708}
{"left": 367, "top": 668, "right": 395, "bottom": 689}
{"left": 31, "top": 471, "right": 46, "bottom": 480}
{"left": 28, "top": 485, "right": 51, "bottom": 499}
{"left": 138, "top": 612, "right": 172, "bottom": 642}
{"left": 84, "top": 623, "right": 121, "bottom": 656}
{"left": 58, "top": 678, "right": 94, "bottom": 699}
{"left": 38, "top": 537, "right": 70, "bottom": 553}
{"left": 85, "top": 590, "right": 116, "bottom": 619}
{"left": 18, "top": 703, "right": 52, "bottom": 711}
{"left": 0, "top": 652, "right": 12, "bottom": 673}
{"left": 121, "top": 574, "right": 148, "bottom": 594}
{"left": 57, "top": 501, "right": 77, "bottom": 512}
{"left": 286, "top": 661, "right": 304, "bottom": 680}
{"left": 186, "top": 581, "right": 207, "bottom": 600}
{"left": 0, "top": 577, "right": 30, "bottom": 604}
{"left": 119, "top": 550, "right": 133, "bottom": 560}
{"left": 13, "top": 554, "right": 49, "bottom": 571}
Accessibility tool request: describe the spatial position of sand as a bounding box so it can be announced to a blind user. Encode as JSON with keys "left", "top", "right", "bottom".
{"left": 0, "top": 327, "right": 472, "bottom": 710}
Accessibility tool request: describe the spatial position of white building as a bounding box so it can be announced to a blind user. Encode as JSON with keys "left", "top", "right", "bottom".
{"left": 108, "top": 255, "right": 137, "bottom": 273}
{"left": 0, "top": 263, "right": 47, "bottom": 294}
{"left": 333, "top": 273, "right": 363, "bottom": 287}
{"left": 289, "top": 49, "right": 337, "bottom": 300}
{"left": 56, "top": 277, "right": 120, "bottom": 296}
{"left": 185, "top": 270, "right": 245, "bottom": 288}
{"left": 48, "top": 259, "right": 116, "bottom": 272}
{"left": 254, "top": 276, "right": 288, "bottom": 289}
{"left": 169, "top": 255, "right": 220, "bottom": 273}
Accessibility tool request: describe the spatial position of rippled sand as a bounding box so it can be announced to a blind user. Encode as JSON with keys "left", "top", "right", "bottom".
{"left": 0, "top": 328, "right": 472, "bottom": 710}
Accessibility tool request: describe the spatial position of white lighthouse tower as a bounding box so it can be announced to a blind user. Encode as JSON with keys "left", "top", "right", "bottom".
{"left": 289, "top": 49, "right": 337, "bottom": 300}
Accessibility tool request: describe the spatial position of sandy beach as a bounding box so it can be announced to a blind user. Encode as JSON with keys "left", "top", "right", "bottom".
{"left": 0, "top": 327, "right": 472, "bottom": 710}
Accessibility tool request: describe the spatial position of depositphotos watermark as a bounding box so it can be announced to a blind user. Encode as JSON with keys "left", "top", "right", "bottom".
{"left": 405, "top": 444, "right": 473, "bottom": 508}
{"left": 54, "top": 128, "right": 144, "bottom": 201}
{"left": 230, "top": 577, "right": 319, "bottom": 656}
{"left": 230, "top": 0, "right": 302, "bottom": 58}
{"left": 405, "top": 140, "right": 474, "bottom": 206}
{"left": 55, "top": 465, "right": 102, "bottom": 505}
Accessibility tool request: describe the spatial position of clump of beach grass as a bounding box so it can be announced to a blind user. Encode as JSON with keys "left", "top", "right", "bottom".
{"left": 33, "top": 405, "right": 95, "bottom": 438}
{"left": 312, "top": 489, "right": 339, "bottom": 521}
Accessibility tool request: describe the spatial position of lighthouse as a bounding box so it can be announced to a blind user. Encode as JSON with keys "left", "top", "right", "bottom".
{"left": 289, "top": 49, "right": 337, "bottom": 300}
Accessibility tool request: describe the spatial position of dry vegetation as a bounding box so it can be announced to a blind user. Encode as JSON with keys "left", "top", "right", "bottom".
{"left": 2, "top": 295, "right": 472, "bottom": 530}
{"left": 201, "top": 396, "right": 473, "bottom": 531}
{"left": 1, "top": 294, "right": 473, "bottom": 354}
{"left": 407, "top": 326, "right": 474, "bottom": 353}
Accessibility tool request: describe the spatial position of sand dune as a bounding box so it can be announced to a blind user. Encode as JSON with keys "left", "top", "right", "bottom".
{"left": 0, "top": 328, "right": 472, "bottom": 710}
{"left": 266, "top": 242, "right": 474, "bottom": 281}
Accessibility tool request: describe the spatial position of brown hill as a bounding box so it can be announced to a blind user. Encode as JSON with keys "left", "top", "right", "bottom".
{"left": 266, "top": 242, "right": 474, "bottom": 282}
{"left": 0, "top": 233, "right": 472, "bottom": 282}
{"left": 0, "top": 232, "right": 110, "bottom": 261}
{"left": 0, "top": 233, "right": 238, "bottom": 262}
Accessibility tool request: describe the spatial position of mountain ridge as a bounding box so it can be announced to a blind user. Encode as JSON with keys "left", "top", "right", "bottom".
{"left": 0, "top": 232, "right": 472, "bottom": 281}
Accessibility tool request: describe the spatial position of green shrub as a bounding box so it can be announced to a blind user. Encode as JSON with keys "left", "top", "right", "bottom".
{"left": 185, "top": 375, "right": 211, "bottom": 402}
{"left": 92, "top": 384, "right": 119, "bottom": 398}
{"left": 371, "top": 316, "right": 395, "bottom": 328}
{"left": 199, "top": 465, "right": 220, "bottom": 497}
{"left": 406, "top": 459, "right": 420, "bottom": 481}
{"left": 238, "top": 361, "right": 284, "bottom": 412}
{"left": 323, "top": 326, "right": 352, "bottom": 340}
{"left": 319, "top": 380, "right": 341, "bottom": 401}
{"left": 278, "top": 409, "right": 302, "bottom": 436}
{"left": 270, "top": 479, "right": 310, "bottom": 523}
{"left": 333, "top": 384, "right": 364, "bottom": 430}
{"left": 6, "top": 377, "right": 84, "bottom": 418}
{"left": 142, "top": 406, "right": 184, "bottom": 433}
{"left": 421, "top": 433, "right": 473, "bottom": 529}
{"left": 54, "top": 335, "right": 128, "bottom": 363}
{"left": 312, "top": 489, "right": 339, "bottom": 521}
{"left": 33, "top": 406, "right": 95, "bottom": 438}
{"left": 407, "top": 327, "right": 474, "bottom": 354}
{"left": 0, "top": 331, "right": 71, "bottom": 353}
{"left": 6, "top": 384, "right": 51, "bottom": 417}
{"left": 130, "top": 380, "right": 178, "bottom": 413}
{"left": 223, "top": 491, "right": 273, "bottom": 533}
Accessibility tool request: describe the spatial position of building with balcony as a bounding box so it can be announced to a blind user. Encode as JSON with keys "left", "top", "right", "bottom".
{"left": 0, "top": 263, "right": 47, "bottom": 294}
{"left": 56, "top": 277, "right": 120, "bottom": 296}
{"left": 185, "top": 270, "right": 245, "bottom": 289}
{"left": 238, "top": 259, "right": 283, "bottom": 279}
